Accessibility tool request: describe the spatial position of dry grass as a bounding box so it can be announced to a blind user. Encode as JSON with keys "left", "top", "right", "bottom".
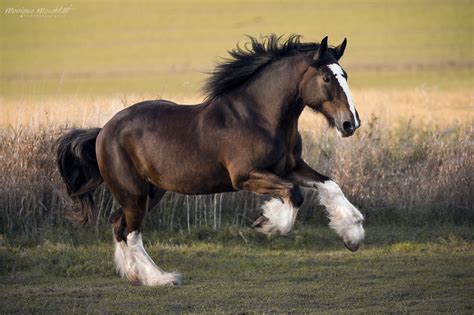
{"left": 0, "top": 89, "right": 473, "bottom": 241}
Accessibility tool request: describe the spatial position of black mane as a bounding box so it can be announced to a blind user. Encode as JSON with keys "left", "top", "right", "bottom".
{"left": 204, "top": 34, "right": 326, "bottom": 100}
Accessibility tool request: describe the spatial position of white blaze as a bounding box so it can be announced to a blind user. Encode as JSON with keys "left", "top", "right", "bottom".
{"left": 327, "top": 63, "right": 359, "bottom": 128}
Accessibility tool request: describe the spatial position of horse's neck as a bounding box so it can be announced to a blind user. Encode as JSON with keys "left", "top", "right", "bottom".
{"left": 244, "top": 55, "right": 308, "bottom": 130}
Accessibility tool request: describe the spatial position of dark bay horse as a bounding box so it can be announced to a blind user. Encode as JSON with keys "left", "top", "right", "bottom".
{"left": 57, "top": 35, "right": 364, "bottom": 286}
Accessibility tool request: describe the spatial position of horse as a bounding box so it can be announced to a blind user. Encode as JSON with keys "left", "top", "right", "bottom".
{"left": 56, "top": 35, "right": 364, "bottom": 286}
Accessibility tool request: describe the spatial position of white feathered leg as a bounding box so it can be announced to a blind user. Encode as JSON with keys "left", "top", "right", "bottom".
{"left": 114, "top": 231, "right": 181, "bottom": 286}
{"left": 316, "top": 180, "right": 365, "bottom": 251}
{"left": 253, "top": 198, "right": 299, "bottom": 235}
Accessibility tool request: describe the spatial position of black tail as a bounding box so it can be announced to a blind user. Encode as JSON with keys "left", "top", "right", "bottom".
{"left": 56, "top": 128, "right": 103, "bottom": 226}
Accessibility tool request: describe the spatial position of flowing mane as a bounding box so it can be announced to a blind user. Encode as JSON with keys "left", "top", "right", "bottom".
{"left": 204, "top": 34, "right": 327, "bottom": 100}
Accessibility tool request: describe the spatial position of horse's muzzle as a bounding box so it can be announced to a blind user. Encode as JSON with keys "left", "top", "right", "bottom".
{"left": 339, "top": 120, "right": 360, "bottom": 137}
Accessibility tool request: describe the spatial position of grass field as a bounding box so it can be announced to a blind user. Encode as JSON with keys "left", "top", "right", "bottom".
{"left": 1, "top": 226, "right": 473, "bottom": 313}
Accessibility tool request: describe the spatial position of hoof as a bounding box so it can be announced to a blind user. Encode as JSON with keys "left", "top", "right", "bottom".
{"left": 343, "top": 241, "right": 360, "bottom": 252}
{"left": 144, "top": 271, "right": 182, "bottom": 287}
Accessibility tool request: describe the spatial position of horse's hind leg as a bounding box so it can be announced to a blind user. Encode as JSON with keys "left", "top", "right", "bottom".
{"left": 112, "top": 188, "right": 181, "bottom": 286}
{"left": 109, "top": 187, "right": 165, "bottom": 243}
{"left": 104, "top": 166, "right": 180, "bottom": 286}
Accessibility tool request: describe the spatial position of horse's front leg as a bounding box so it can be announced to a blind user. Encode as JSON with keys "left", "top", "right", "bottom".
{"left": 285, "top": 160, "right": 365, "bottom": 251}
{"left": 233, "top": 168, "right": 304, "bottom": 235}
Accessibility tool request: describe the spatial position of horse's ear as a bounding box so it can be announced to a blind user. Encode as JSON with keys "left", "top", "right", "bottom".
{"left": 313, "top": 36, "right": 328, "bottom": 60}
{"left": 333, "top": 38, "right": 347, "bottom": 60}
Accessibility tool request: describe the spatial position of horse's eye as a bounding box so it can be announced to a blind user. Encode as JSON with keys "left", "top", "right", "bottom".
{"left": 323, "top": 76, "right": 330, "bottom": 83}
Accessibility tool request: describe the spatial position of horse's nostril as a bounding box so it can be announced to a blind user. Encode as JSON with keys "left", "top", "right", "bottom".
{"left": 343, "top": 121, "right": 354, "bottom": 133}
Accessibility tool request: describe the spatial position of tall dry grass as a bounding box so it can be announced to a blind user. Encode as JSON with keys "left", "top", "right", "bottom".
{"left": 1, "top": 118, "right": 472, "bottom": 241}
{"left": 1, "top": 89, "right": 473, "bottom": 241}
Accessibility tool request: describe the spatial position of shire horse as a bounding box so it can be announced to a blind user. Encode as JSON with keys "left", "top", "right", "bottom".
{"left": 56, "top": 35, "right": 364, "bottom": 286}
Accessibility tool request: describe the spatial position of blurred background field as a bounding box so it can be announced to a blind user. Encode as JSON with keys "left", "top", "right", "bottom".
{"left": 1, "top": 0, "right": 472, "bottom": 128}
{"left": 2, "top": 89, "right": 472, "bottom": 130}
{"left": 1, "top": 0, "right": 473, "bottom": 98}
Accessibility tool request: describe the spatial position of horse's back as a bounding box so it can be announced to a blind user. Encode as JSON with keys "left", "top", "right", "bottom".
{"left": 96, "top": 100, "right": 234, "bottom": 194}
{"left": 108, "top": 99, "right": 199, "bottom": 126}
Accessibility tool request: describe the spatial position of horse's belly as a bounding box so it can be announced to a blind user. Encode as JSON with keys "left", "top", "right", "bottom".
{"left": 148, "top": 160, "right": 234, "bottom": 195}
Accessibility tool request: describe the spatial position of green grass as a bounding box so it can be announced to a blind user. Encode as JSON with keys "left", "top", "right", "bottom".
{"left": 1, "top": 225, "right": 473, "bottom": 313}
{"left": 1, "top": 0, "right": 472, "bottom": 97}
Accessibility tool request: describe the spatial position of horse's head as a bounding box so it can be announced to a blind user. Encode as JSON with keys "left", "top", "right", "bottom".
{"left": 299, "top": 37, "right": 360, "bottom": 137}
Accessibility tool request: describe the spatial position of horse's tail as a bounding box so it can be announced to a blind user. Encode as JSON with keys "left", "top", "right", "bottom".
{"left": 56, "top": 128, "right": 103, "bottom": 226}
